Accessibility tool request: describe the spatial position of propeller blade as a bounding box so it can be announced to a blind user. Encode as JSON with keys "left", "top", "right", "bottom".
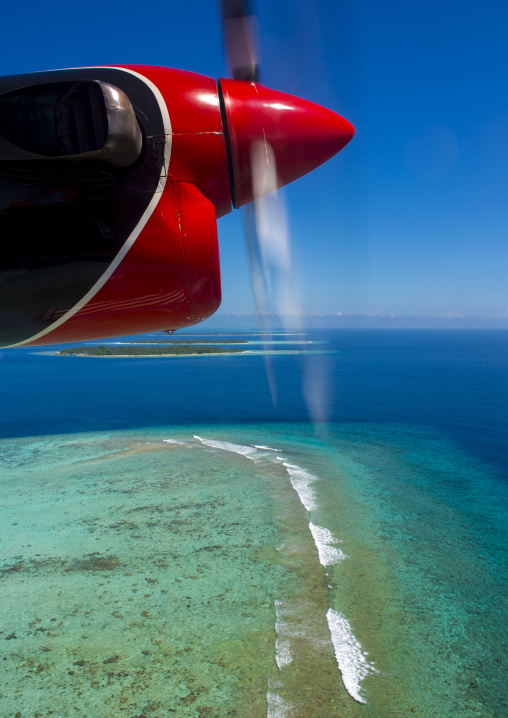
{"left": 219, "top": 0, "right": 260, "bottom": 82}
{"left": 245, "top": 138, "right": 302, "bottom": 403}
{"left": 303, "top": 352, "right": 333, "bottom": 426}
{"left": 244, "top": 201, "right": 277, "bottom": 403}
{"left": 250, "top": 138, "right": 334, "bottom": 424}
{"left": 250, "top": 140, "right": 295, "bottom": 323}
{"left": 218, "top": 2, "right": 345, "bottom": 424}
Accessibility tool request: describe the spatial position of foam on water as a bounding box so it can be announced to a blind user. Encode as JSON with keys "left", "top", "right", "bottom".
{"left": 193, "top": 435, "right": 259, "bottom": 461}
{"left": 266, "top": 677, "right": 296, "bottom": 718}
{"left": 274, "top": 600, "right": 307, "bottom": 642}
{"left": 326, "top": 608, "right": 378, "bottom": 704}
{"left": 274, "top": 638, "right": 292, "bottom": 670}
{"left": 191, "top": 436, "right": 376, "bottom": 706}
{"left": 308, "top": 522, "right": 347, "bottom": 567}
{"left": 278, "top": 460, "right": 376, "bottom": 704}
{"left": 266, "top": 691, "right": 295, "bottom": 718}
{"left": 282, "top": 462, "right": 318, "bottom": 511}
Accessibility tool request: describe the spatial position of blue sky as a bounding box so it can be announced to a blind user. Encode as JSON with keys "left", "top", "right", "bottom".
{"left": 1, "top": 0, "right": 506, "bottom": 323}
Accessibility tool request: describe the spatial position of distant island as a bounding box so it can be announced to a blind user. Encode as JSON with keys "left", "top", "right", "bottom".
{"left": 58, "top": 344, "right": 245, "bottom": 356}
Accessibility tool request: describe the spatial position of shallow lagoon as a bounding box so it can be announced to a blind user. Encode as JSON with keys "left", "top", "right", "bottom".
{"left": 1, "top": 421, "right": 506, "bottom": 717}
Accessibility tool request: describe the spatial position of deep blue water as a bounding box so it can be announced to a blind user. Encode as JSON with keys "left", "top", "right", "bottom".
{"left": 2, "top": 329, "right": 507, "bottom": 477}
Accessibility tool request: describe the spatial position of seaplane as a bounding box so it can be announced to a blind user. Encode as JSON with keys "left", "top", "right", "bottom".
{"left": 0, "top": 0, "right": 354, "bottom": 349}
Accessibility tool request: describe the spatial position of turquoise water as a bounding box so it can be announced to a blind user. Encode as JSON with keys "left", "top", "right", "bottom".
{"left": 0, "top": 330, "right": 507, "bottom": 716}
{"left": 1, "top": 423, "right": 506, "bottom": 717}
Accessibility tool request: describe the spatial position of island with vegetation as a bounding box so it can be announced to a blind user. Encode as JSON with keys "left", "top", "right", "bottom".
{"left": 58, "top": 344, "right": 245, "bottom": 356}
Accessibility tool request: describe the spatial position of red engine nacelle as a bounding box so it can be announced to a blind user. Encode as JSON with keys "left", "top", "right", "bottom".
{"left": 0, "top": 65, "right": 354, "bottom": 347}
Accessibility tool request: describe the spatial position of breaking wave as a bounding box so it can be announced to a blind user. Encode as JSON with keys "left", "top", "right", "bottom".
{"left": 193, "top": 435, "right": 259, "bottom": 461}
{"left": 309, "top": 522, "right": 347, "bottom": 567}
{"left": 192, "top": 435, "right": 376, "bottom": 705}
{"left": 282, "top": 462, "right": 318, "bottom": 512}
{"left": 326, "top": 608, "right": 378, "bottom": 704}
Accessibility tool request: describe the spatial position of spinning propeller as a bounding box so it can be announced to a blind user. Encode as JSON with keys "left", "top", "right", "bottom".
{"left": 219, "top": 0, "right": 354, "bottom": 414}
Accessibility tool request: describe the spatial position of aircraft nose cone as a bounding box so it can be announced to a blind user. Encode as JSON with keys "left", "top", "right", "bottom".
{"left": 219, "top": 78, "right": 355, "bottom": 208}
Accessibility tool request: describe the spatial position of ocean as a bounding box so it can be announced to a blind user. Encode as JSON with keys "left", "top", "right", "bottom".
{"left": 0, "top": 329, "right": 506, "bottom": 717}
